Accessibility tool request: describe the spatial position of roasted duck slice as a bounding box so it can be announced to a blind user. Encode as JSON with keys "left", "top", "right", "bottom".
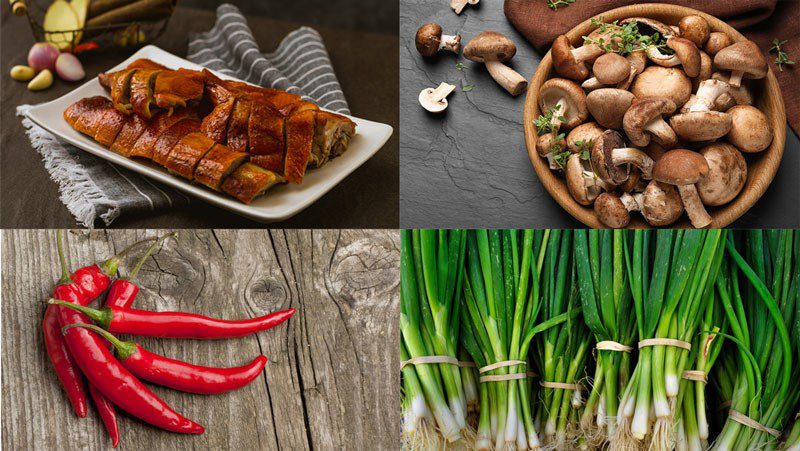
{"left": 283, "top": 109, "right": 316, "bottom": 184}
{"left": 280, "top": 100, "right": 319, "bottom": 116}
{"left": 99, "top": 58, "right": 167, "bottom": 88}
{"left": 194, "top": 144, "right": 249, "bottom": 191}
{"left": 202, "top": 69, "right": 302, "bottom": 110}
{"left": 311, "top": 111, "right": 357, "bottom": 166}
{"left": 64, "top": 96, "right": 113, "bottom": 135}
{"left": 164, "top": 132, "right": 216, "bottom": 179}
{"left": 226, "top": 97, "right": 252, "bottom": 152}
{"left": 221, "top": 163, "right": 285, "bottom": 204}
{"left": 154, "top": 68, "right": 205, "bottom": 110}
{"left": 128, "top": 110, "right": 192, "bottom": 160}
{"left": 130, "top": 69, "right": 162, "bottom": 118}
{"left": 152, "top": 119, "right": 201, "bottom": 167}
{"left": 110, "top": 69, "right": 138, "bottom": 113}
{"left": 247, "top": 101, "right": 285, "bottom": 173}
{"left": 110, "top": 114, "right": 149, "bottom": 157}
{"left": 95, "top": 108, "right": 129, "bottom": 147}
{"left": 201, "top": 97, "right": 235, "bottom": 143}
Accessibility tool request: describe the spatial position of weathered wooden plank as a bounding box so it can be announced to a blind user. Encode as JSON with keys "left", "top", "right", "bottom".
{"left": 1, "top": 230, "right": 399, "bottom": 450}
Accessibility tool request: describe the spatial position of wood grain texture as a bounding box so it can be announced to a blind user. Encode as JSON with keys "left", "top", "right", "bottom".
{"left": 524, "top": 3, "right": 788, "bottom": 228}
{"left": 1, "top": 229, "right": 399, "bottom": 450}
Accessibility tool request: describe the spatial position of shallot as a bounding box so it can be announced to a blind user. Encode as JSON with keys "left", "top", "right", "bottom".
{"left": 55, "top": 53, "right": 85, "bottom": 82}
{"left": 28, "top": 42, "right": 60, "bottom": 72}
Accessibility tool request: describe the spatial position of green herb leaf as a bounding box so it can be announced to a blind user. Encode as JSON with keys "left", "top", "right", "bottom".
{"left": 462, "top": 84, "right": 475, "bottom": 92}
{"left": 455, "top": 62, "right": 465, "bottom": 71}
{"left": 770, "top": 38, "right": 795, "bottom": 72}
{"left": 547, "top": 0, "right": 576, "bottom": 11}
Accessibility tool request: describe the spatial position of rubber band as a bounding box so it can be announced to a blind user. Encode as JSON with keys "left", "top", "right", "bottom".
{"left": 479, "top": 373, "right": 528, "bottom": 383}
{"left": 681, "top": 370, "right": 707, "bottom": 383}
{"left": 478, "top": 360, "right": 527, "bottom": 374}
{"left": 400, "top": 355, "right": 459, "bottom": 369}
{"left": 596, "top": 341, "right": 633, "bottom": 353}
{"left": 458, "top": 361, "right": 477, "bottom": 368}
{"left": 637, "top": 338, "right": 691, "bottom": 351}
{"left": 728, "top": 410, "right": 781, "bottom": 438}
{"left": 540, "top": 381, "right": 582, "bottom": 391}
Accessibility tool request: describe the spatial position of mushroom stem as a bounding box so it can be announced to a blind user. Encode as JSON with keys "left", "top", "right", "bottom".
{"left": 581, "top": 77, "right": 604, "bottom": 91}
{"left": 430, "top": 82, "right": 457, "bottom": 103}
{"left": 572, "top": 44, "right": 604, "bottom": 64}
{"left": 440, "top": 35, "right": 461, "bottom": 53}
{"left": 689, "top": 79, "right": 730, "bottom": 112}
{"left": 582, "top": 170, "right": 613, "bottom": 191}
{"left": 676, "top": 184, "right": 712, "bottom": 228}
{"left": 621, "top": 192, "right": 644, "bottom": 212}
{"left": 548, "top": 98, "right": 567, "bottom": 131}
{"left": 727, "top": 70, "right": 744, "bottom": 87}
{"left": 643, "top": 117, "right": 677, "bottom": 147}
{"left": 611, "top": 148, "right": 654, "bottom": 179}
{"left": 485, "top": 59, "right": 528, "bottom": 96}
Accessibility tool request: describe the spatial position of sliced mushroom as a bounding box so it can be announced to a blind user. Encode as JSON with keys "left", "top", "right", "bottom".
{"left": 704, "top": 32, "right": 733, "bottom": 56}
{"left": 415, "top": 23, "right": 461, "bottom": 57}
{"left": 641, "top": 181, "right": 684, "bottom": 226}
{"left": 551, "top": 35, "right": 606, "bottom": 81}
{"left": 463, "top": 32, "right": 528, "bottom": 96}
{"left": 646, "top": 37, "right": 701, "bottom": 77}
{"left": 678, "top": 16, "right": 710, "bottom": 47}
{"left": 538, "top": 78, "right": 588, "bottom": 131}
{"left": 566, "top": 122, "right": 605, "bottom": 153}
{"left": 713, "top": 41, "right": 768, "bottom": 87}
{"left": 669, "top": 110, "right": 732, "bottom": 141}
{"left": 623, "top": 97, "right": 678, "bottom": 149}
{"left": 592, "top": 130, "right": 655, "bottom": 185}
{"left": 565, "top": 154, "right": 609, "bottom": 205}
{"left": 652, "top": 149, "right": 712, "bottom": 228}
{"left": 726, "top": 105, "right": 773, "bottom": 153}
{"left": 450, "top": 0, "right": 479, "bottom": 15}
{"left": 594, "top": 192, "right": 643, "bottom": 228}
{"left": 537, "top": 132, "right": 567, "bottom": 170}
{"left": 587, "top": 88, "right": 635, "bottom": 130}
{"left": 631, "top": 66, "right": 692, "bottom": 107}
{"left": 696, "top": 143, "right": 747, "bottom": 206}
{"left": 419, "top": 82, "right": 456, "bottom": 113}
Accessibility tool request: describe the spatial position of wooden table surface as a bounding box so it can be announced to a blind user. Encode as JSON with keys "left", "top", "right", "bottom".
{"left": 1, "top": 229, "right": 400, "bottom": 450}
{"left": 0, "top": 5, "right": 399, "bottom": 228}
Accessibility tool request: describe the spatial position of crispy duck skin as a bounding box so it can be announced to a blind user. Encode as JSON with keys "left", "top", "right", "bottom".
{"left": 64, "top": 96, "right": 112, "bottom": 135}
{"left": 226, "top": 98, "right": 252, "bottom": 152}
{"left": 152, "top": 119, "right": 201, "bottom": 167}
{"left": 221, "top": 162, "right": 285, "bottom": 204}
{"left": 110, "top": 114, "right": 149, "bottom": 157}
{"left": 283, "top": 109, "right": 316, "bottom": 184}
{"left": 201, "top": 97, "right": 235, "bottom": 143}
{"left": 110, "top": 69, "right": 138, "bottom": 113}
{"left": 154, "top": 68, "right": 205, "bottom": 110}
{"left": 194, "top": 144, "right": 249, "bottom": 191}
{"left": 247, "top": 101, "right": 285, "bottom": 172}
{"left": 130, "top": 69, "right": 162, "bottom": 119}
{"left": 280, "top": 100, "right": 319, "bottom": 116}
{"left": 99, "top": 58, "right": 167, "bottom": 88}
{"left": 95, "top": 107, "right": 129, "bottom": 147}
{"left": 164, "top": 132, "right": 217, "bottom": 179}
{"left": 128, "top": 110, "right": 193, "bottom": 160}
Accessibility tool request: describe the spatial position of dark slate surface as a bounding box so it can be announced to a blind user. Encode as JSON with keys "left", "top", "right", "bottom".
{"left": 399, "top": 0, "right": 800, "bottom": 229}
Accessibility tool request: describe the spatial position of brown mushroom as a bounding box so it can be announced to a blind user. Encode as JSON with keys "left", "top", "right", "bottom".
{"left": 594, "top": 192, "right": 643, "bottom": 228}
{"left": 415, "top": 23, "right": 461, "bottom": 57}
{"left": 620, "top": 169, "right": 643, "bottom": 194}
{"left": 450, "top": 0, "right": 479, "bottom": 15}
{"left": 679, "top": 16, "right": 710, "bottom": 47}
{"left": 538, "top": 78, "right": 588, "bottom": 131}
{"left": 713, "top": 41, "right": 768, "bottom": 87}
{"left": 464, "top": 32, "right": 528, "bottom": 96}
{"left": 652, "top": 149, "right": 712, "bottom": 228}
{"left": 565, "top": 154, "right": 609, "bottom": 206}
{"left": 587, "top": 88, "right": 635, "bottom": 130}
{"left": 592, "top": 130, "right": 655, "bottom": 185}
{"left": 696, "top": 143, "right": 747, "bottom": 206}
{"left": 622, "top": 97, "right": 678, "bottom": 149}
{"left": 592, "top": 53, "right": 630, "bottom": 85}
{"left": 566, "top": 122, "right": 605, "bottom": 154}
{"left": 711, "top": 73, "right": 753, "bottom": 107}
{"left": 536, "top": 133, "right": 567, "bottom": 170}
{"left": 631, "top": 66, "right": 692, "bottom": 107}
{"left": 418, "top": 82, "right": 457, "bottom": 113}
{"left": 704, "top": 32, "right": 733, "bottom": 56}
{"left": 551, "top": 35, "right": 606, "bottom": 81}
{"left": 692, "top": 51, "right": 713, "bottom": 92}
{"left": 726, "top": 105, "right": 773, "bottom": 153}
{"left": 646, "top": 37, "right": 701, "bottom": 77}
{"left": 641, "top": 181, "right": 684, "bottom": 226}
{"left": 619, "top": 17, "right": 675, "bottom": 39}
{"left": 669, "top": 111, "right": 732, "bottom": 141}
{"left": 617, "top": 50, "right": 647, "bottom": 90}
{"left": 685, "top": 78, "right": 732, "bottom": 112}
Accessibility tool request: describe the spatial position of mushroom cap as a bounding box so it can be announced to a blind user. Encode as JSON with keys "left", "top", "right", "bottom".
{"left": 538, "top": 78, "right": 588, "bottom": 130}
{"left": 678, "top": 16, "right": 710, "bottom": 46}
{"left": 696, "top": 143, "right": 747, "bottom": 206}
{"left": 620, "top": 169, "right": 642, "bottom": 193}
{"left": 536, "top": 132, "right": 566, "bottom": 157}
{"left": 566, "top": 122, "right": 605, "bottom": 153}
{"left": 726, "top": 105, "right": 773, "bottom": 153}
{"left": 593, "top": 53, "right": 630, "bottom": 85}
{"left": 642, "top": 181, "right": 684, "bottom": 226}
{"left": 591, "top": 130, "right": 629, "bottom": 185}
{"left": 652, "top": 149, "right": 709, "bottom": 185}
{"left": 667, "top": 37, "right": 701, "bottom": 78}
{"left": 415, "top": 23, "right": 444, "bottom": 56}
{"left": 714, "top": 41, "right": 768, "bottom": 80}
{"left": 631, "top": 66, "right": 692, "bottom": 107}
{"left": 704, "top": 32, "right": 733, "bottom": 56}
{"left": 693, "top": 51, "right": 713, "bottom": 91}
{"left": 418, "top": 85, "right": 453, "bottom": 113}
{"left": 623, "top": 97, "right": 677, "bottom": 147}
{"left": 565, "top": 154, "right": 600, "bottom": 206}
{"left": 711, "top": 72, "right": 753, "bottom": 106}
{"left": 669, "top": 111, "right": 732, "bottom": 141}
{"left": 552, "top": 35, "right": 590, "bottom": 81}
{"left": 594, "top": 192, "right": 631, "bottom": 228}
{"left": 619, "top": 17, "right": 674, "bottom": 38}
{"left": 587, "top": 88, "right": 635, "bottom": 130}
{"left": 464, "top": 31, "right": 516, "bottom": 63}
{"left": 627, "top": 51, "right": 647, "bottom": 74}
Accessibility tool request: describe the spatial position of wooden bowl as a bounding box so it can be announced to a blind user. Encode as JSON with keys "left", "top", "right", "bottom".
{"left": 523, "top": 3, "right": 787, "bottom": 228}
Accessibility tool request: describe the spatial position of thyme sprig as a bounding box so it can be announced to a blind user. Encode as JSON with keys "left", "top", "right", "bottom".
{"left": 534, "top": 104, "right": 566, "bottom": 135}
{"left": 770, "top": 39, "right": 795, "bottom": 72}
{"left": 582, "top": 17, "right": 669, "bottom": 56}
{"left": 547, "top": 0, "right": 575, "bottom": 11}
{"left": 575, "top": 139, "right": 592, "bottom": 161}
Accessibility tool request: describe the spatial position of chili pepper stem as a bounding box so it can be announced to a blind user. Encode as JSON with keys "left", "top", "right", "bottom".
{"left": 56, "top": 230, "right": 71, "bottom": 284}
{"left": 48, "top": 299, "right": 113, "bottom": 329}
{"left": 62, "top": 323, "right": 137, "bottom": 359}
{"left": 101, "top": 236, "right": 161, "bottom": 277}
{"left": 126, "top": 232, "right": 177, "bottom": 281}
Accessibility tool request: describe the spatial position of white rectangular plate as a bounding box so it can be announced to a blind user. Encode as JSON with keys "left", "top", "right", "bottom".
{"left": 25, "top": 45, "right": 393, "bottom": 223}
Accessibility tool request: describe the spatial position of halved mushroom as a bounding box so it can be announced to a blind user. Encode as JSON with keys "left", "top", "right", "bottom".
{"left": 726, "top": 105, "right": 773, "bottom": 153}
{"left": 415, "top": 23, "right": 461, "bottom": 57}
{"left": 587, "top": 88, "right": 635, "bottom": 130}
{"left": 692, "top": 51, "right": 713, "bottom": 92}
{"left": 652, "top": 148, "right": 712, "bottom": 228}
{"left": 551, "top": 35, "right": 606, "bottom": 81}
{"left": 622, "top": 97, "right": 678, "bottom": 149}
{"left": 537, "top": 132, "right": 567, "bottom": 170}
{"left": 678, "top": 16, "right": 710, "bottom": 47}
{"left": 631, "top": 66, "right": 692, "bottom": 107}
{"left": 565, "top": 154, "right": 610, "bottom": 206}
{"left": 696, "top": 143, "right": 747, "bottom": 206}
{"left": 669, "top": 110, "right": 732, "bottom": 141}
{"left": 419, "top": 82, "right": 456, "bottom": 113}
{"left": 594, "top": 192, "right": 642, "bottom": 228}
{"left": 646, "top": 37, "right": 701, "bottom": 77}
{"left": 566, "top": 122, "right": 605, "bottom": 153}
{"left": 592, "top": 130, "right": 655, "bottom": 185}
{"left": 463, "top": 32, "right": 528, "bottom": 96}
{"left": 713, "top": 41, "right": 768, "bottom": 87}
{"left": 450, "top": 0, "right": 478, "bottom": 15}
{"left": 641, "top": 181, "right": 684, "bottom": 226}
{"left": 704, "top": 32, "right": 733, "bottom": 56}
{"left": 538, "top": 78, "right": 588, "bottom": 131}
{"left": 582, "top": 53, "right": 630, "bottom": 88}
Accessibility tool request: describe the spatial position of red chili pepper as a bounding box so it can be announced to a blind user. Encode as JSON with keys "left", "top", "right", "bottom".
{"left": 65, "top": 323, "right": 268, "bottom": 395}
{"left": 50, "top": 300, "right": 296, "bottom": 339}
{"left": 105, "top": 233, "right": 176, "bottom": 310}
{"left": 89, "top": 384, "right": 120, "bottom": 447}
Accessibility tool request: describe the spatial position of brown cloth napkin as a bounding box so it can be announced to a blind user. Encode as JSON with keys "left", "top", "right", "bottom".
{"left": 504, "top": 0, "right": 800, "bottom": 134}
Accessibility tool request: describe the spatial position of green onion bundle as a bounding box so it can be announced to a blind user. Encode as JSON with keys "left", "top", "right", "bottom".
{"left": 574, "top": 230, "right": 636, "bottom": 445}
{"left": 401, "top": 341, "right": 440, "bottom": 450}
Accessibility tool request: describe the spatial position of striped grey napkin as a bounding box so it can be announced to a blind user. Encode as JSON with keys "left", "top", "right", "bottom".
{"left": 18, "top": 2, "right": 349, "bottom": 227}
